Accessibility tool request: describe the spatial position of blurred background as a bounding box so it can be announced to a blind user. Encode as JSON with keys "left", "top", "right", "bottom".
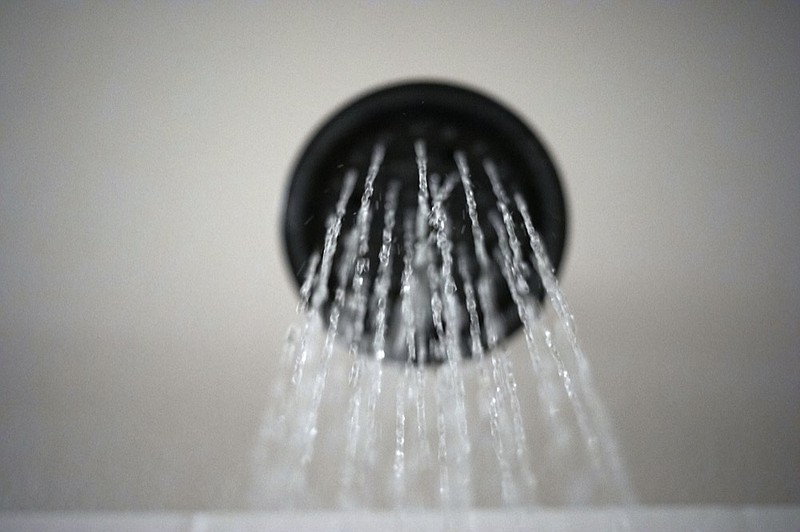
{"left": 1, "top": 2, "right": 798, "bottom": 510}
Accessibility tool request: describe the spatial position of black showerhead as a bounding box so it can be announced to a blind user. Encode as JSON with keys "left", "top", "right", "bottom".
{"left": 283, "top": 81, "right": 567, "bottom": 364}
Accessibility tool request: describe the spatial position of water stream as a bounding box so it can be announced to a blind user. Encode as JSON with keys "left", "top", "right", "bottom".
{"left": 251, "top": 141, "right": 634, "bottom": 510}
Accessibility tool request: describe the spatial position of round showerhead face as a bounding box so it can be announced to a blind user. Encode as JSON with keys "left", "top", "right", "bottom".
{"left": 283, "top": 81, "right": 567, "bottom": 364}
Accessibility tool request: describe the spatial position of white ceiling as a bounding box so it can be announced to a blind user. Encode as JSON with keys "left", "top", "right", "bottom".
{"left": 1, "top": 2, "right": 798, "bottom": 509}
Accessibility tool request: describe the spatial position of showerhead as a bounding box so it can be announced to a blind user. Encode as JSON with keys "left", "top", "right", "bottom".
{"left": 283, "top": 81, "right": 567, "bottom": 364}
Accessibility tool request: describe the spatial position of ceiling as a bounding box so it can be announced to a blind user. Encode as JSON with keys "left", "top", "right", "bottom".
{"left": 1, "top": 2, "right": 798, "bottom": 509}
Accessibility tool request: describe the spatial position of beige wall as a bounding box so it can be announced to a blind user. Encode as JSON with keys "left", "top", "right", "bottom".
{"left": 1, "top": 2, "right": 798, "bottom": 509}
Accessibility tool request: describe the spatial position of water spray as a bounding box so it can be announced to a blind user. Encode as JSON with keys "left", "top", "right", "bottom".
{"left": 266, "top": 82, "right": 634, "bottom": 508}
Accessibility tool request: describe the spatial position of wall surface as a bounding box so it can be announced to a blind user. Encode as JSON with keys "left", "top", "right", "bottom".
{"left": 1, "top": 2, "right": 798, "bottom": 509}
